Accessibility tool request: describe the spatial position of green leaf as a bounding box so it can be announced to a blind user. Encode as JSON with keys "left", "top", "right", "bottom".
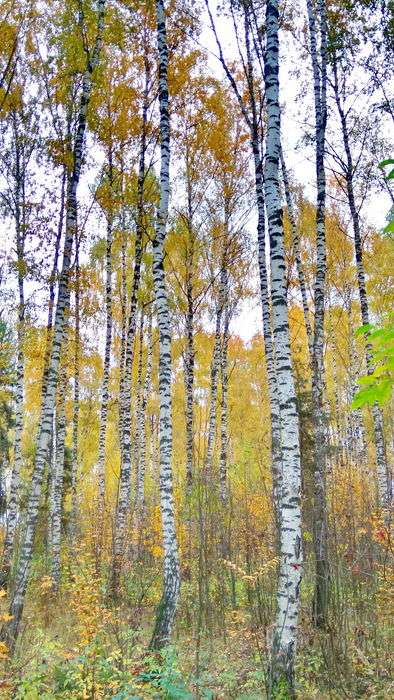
{"left": 383, "top": 220, "right": 394, "bottom": 234}
{"left": 378, "top": 158, "right": 394, "bottom": 169}
{"left": 355, "top": 323, "right": 374, "bottom": 337}
{"left": 357, "top": 375, "right": 373, "bottom": 386}
{"left": 351, "top": 387, "right": 376, "bottom": 409}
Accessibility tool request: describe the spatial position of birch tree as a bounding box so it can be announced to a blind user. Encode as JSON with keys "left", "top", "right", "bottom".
{"left": 135, "top": 306, "right": 153, "bottom": 515}
{"left": 306, "top": 0, "right": 330, "bottom": 628}
{"left": 110, "top": 50, "right": 149, "bottom": 599}
{"left": 205, "top": 0, "right": 283, "bottom": 515}
{"left": 96, "top": 156, "right": 114, "bottom": 564}
{"left": 70, "top": 243, "right": 80, "bottom": 545}
{"left": 0, "top": 107, "right": 31, "bottom": 586}
{"left": 264, "top": 1, "right": 303, "bottom": 692}
{"left": 330, "top": 54, "right": 391, "bottom": 506}
{"left": 149, "top": 0, "right": 180, "bottom": 649}
{"left": 183, "top": 151, "right": 197, "bottom": 494}
{"left": 280, "top": 147, "right": 313, "bottom": 358}
{"left": 219, "top": 299, "right": 230, "bottom": 503}
{"left": 0, "top": 0, "right": 107, "bottom": 652}
{"left": 49, "top": 363, "right": 67, "bottom": 591}
{"left": 204, "top": 261, "right": 227, "bottom": 481}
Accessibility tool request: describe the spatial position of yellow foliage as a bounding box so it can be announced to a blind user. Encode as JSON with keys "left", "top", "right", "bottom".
{"left": 66, "top": 548, "right": 113, "bottom": 650}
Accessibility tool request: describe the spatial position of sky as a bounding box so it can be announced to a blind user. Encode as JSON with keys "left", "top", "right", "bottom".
{"left": 195, "top": 3, "right": 393, "bottom": 341}
{"left": 1, "top": 1, "right": 393, "bottom": 346}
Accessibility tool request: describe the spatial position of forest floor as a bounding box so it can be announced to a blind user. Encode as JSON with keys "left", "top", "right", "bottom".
{"left": 0, "top": 562, "right": 393, "bottom": 700}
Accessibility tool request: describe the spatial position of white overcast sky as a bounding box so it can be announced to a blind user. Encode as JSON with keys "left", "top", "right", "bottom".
{"left": 1, "top": 2, "right": 392, "bottom": 344}
{"left": 198, "top": 4, "right": 393, "bottom": 340}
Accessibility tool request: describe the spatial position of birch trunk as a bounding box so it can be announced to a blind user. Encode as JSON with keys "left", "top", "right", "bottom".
{"left": 244, "top": 5, "right": 283, "bottom": 515}
{"left": 264, "top": 2, "right": 302, "bottom": 693}
{"left": 70, "top": 246, "right": 80, "bottom": 545}
{"left": 149, "top": 0, "right": 180, "bottom": 649}
{"left": 110, "top": 55, "right": 149, "bottom": 597}
{"left": 204, "top": 263, "right": 227, "bottom": 480}
{"left": 0, "top": 0, "right": 106, "bottom": 652}
{"left": 133, "top": 311, "right": 145, "bottom": 489}
{"left": 135, "top": 308, "right": 153, "bottom": 513}
{"left": 184, "top": 273, "right": 194, "bottom": 493}
{"left": 184, "top": 191, "right": 195, "bottom": 494}
{"left": 41, "top": 165, "right": 67, "bottom": 396}
{"left": 346, "top": 297, "right": 366, "bottom": 461}
{"left": 332, "top": 60, "right": 390, "bottom": 505}
{"left": 49, "top": 366, "right": 67, "bottom": 592}
{"left": 328, "top": 311, "right": 343, "bottom": 461}
{"left": 254, "top": 139, "right": 283, "bottom": 518}
{"left": 205, "top": 0, "right": 283, "bottom": 516}
{"left": 118, "top": 214, "right": 127, "bottom": 466}
{"left": 307, "top": 0, "right": 330, "bottom": 629}
{"left": 48, "top": 412, "right": 57, "bottom": 554}
{"left": 1, "top": 126, "right": 26, "bottom": 587}
{"left": 96, "top": 164, "right": 114, "bottom": 566}
{"left": 110, "top": 219, "right": 142, "bottom": 597}
{"left": 280, "top": 147, "right": 313, "bottom": 358}
{"left": 219, "top": 305, "right": 230, "bottom": 504}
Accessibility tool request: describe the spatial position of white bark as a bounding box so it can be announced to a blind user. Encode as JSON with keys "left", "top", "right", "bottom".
{"left": 264, "top": 1, "right": 303, "bottom": 692}
{"left": 244, "top": 3, "right": 283, "bottom": 516}
{"left": 183, "top": 180, "right": 195, "bottom": 494}
{"left": 1, "top": 122, "right": 26, "bottom": 586}
{"left": 204, "top": 262, "right": 227, "bottom": 480}
{"left": 118, "top": 208, "right": 127, "bottom": 467}
{"left": 219, "top": 305, "right": 230, "bottom": 503}
{"left": 70, "top": 246, "right": 80, "bottom": 545}
{"left": 280, "top": 147, "right": 313, "bottom": 358}
{"left": 205, "top": 0, "right": 283, "bottom": 517}
{"left": 1, "top": 0, "right": 107, "bottom": 651}
{"left": 307, "top": 0, "right": 330, "bottom": 628}
{"left": 150, "top": 0, "right": 180, "bottom": 649}
{"left": 49, "top": 366, "right": 67, "bottom": 591}
{"left": 135, "top": 308, "right": 153, "bottom": 512}
{"left": 110, "top": 61, "right": 148, "bottom": 597}
{"left": 133, "top": 310, "right": 145, "bottom": 492}
{"left": 345, "top": 297, "right": 366, "bottom": 461}
{"left": 332, "top": 58, "right": 391, "bottom": 505}
{"left": 96, "top": 168, "right": 113, "bottom": 566}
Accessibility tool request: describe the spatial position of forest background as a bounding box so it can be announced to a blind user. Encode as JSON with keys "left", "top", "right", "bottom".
{"left": 0, "top": 0, "right": 393, "bottom": 698}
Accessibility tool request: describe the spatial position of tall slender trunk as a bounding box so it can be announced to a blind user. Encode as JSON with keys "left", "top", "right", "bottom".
{"left": 149, "top": 0, "right": 180, "bottom": 649}
{"left": 332, "top": 59, "right": 390, "bottom": 505}
{"left": 307, "top": 0, "right": 330, "bottom": 629}
{"left": 49, "top": 365, "right": 67, "bottom": 592}
{"left": 42, "top": 171, "right": 68, "bottom": 559}
{"left": 1, "top": 124, "right": 26, "bottom": 587}
{"left": 244, "top": 4, "right": 283, "bottom": 516}
{"left": 205, "top": 0, "right": 283, "bottom": 516}
{"left": 219, "top": 305, "right": 230, "bottom": 504}
{"left": 135, "top": 308, "right": 153, "bottom": 513}
{"left": 0, "top": 0, "right": 106, "bottom": 652}
{"left": 184, "top": 272, "right": 194, "bottom": 493}
{"left": 96, "top": 160, "right": 114, "bottom": 567}
{"left": 345, "top": 296, "right": 366, "bottom": 461}
{"left": 264, "top": 2, "right": 302, "bottom": 693}
{"left": 328, "top": 309, "right": 342, "bottom": 452}
{"left": 70, "top": 246, "right": 80, "bottom": 545}
{"left": 184, "top": 167, "right": 195, "bottom": 493}
{"left": 118, "top": 207, "right": 127, "bottom": 466}
{"left": 280, "top": 147, "right": 313, "bottom": 357}
{"left": 41, "top": 164, "right": 67, "bottom": 395}
{"left": 110, "top": 55, "right": 149, "bottom": 597}
{"left": 133, "top": 310, "right": 145, "bottom": 486}
{"left": 204, "top": 262, "right": 227, "bottom": 480}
